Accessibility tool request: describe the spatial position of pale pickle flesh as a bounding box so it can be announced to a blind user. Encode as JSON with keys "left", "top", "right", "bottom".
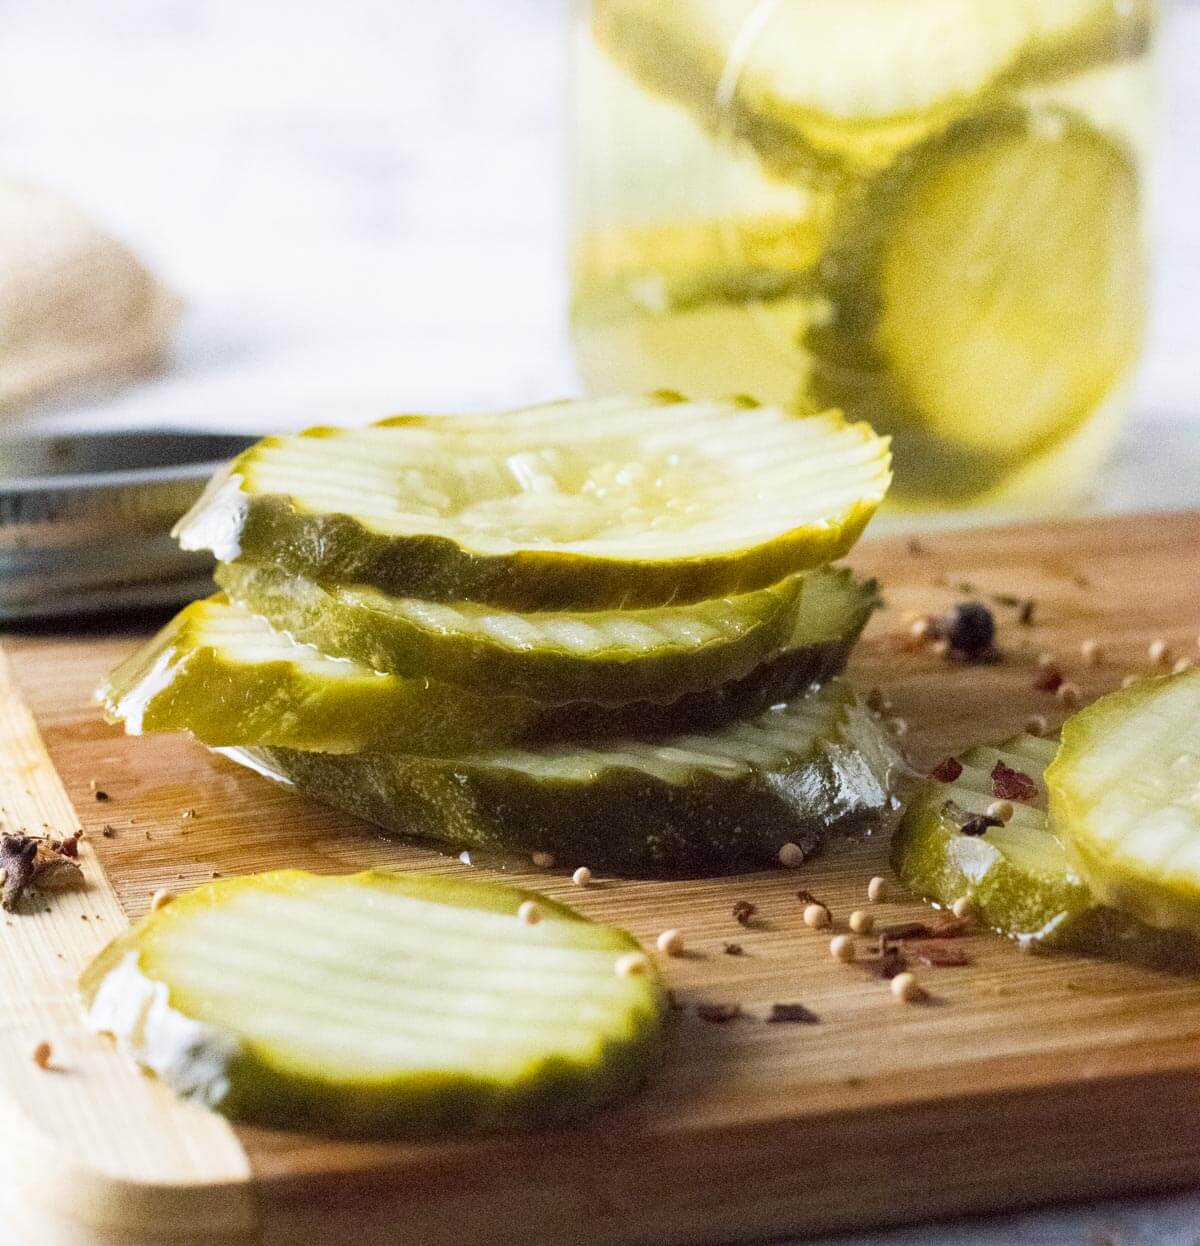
{"left": 81, "top": 870, "right": 667, "bottom": 1136}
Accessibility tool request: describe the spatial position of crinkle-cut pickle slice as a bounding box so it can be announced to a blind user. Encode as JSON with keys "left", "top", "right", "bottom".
{"left": 804, "top": 107, "right": 1144, "bottom": 503}
{"left": 81, "top": 870, "right": 666, "bottom": 1136}
{"left": 593, "top": 0, "right": 1152, "bottom": 181}
{"left": 892, "top": 733, "right": 1200, "bottom": 970}
{"left": 570, "top": 216, "right": 829, "bottom": 326}
{"left": 216, "top": 561, "right": 876, "bottom": 707}
{"left": 1048, "top": 670, "right": 1200, "bottom": 937}
{"left": 98, "top": 595, "right": 863, "bottom": 755}
{"left": 225, "top": 680, "right": 905, "bottom": 876}
{"left": 174, "top": 395, "right": 891, "bottom": 610}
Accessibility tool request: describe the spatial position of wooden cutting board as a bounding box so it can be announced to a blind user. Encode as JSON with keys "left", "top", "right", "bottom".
{"left": 1, "top": 509, "right": 1199, "bottom": 1246}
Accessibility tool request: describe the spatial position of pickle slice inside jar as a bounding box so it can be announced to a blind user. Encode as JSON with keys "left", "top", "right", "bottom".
{"left": 1048, "top": 671, "right": 1200, "bottom": 938}
{"left": 803, "top": 106, "right": 1144, "bottom": 502}
{"left": 215, "top": 562, "right": 875, "bottom": 707}
{"left": 99, "top": 594, "right": 868, "bottom": 755}
{"left": 225, "top": 679, "right": 905, "bottom": 876}
{"left": 175, "top": 395, "right": 891, "bottom": 611}
{"left": 81, "top": 869, "right": 667, "bottom": 1136}
{"left": 593, "top": 0, "right": 1152, "bottom": 181}
{"left": 893, "top": 733, "right": 1200, "bottom": 970}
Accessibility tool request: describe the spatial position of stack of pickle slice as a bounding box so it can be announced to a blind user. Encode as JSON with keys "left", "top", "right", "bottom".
{"left": 578, "top": 0, "right": 1152, "bottom": 505}
{"left": 101, "top": 393, "right": 904, "bottom": 874}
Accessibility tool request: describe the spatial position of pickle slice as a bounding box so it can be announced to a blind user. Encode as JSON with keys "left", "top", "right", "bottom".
{"left": 174, "top": 396, "right": 891, "bottom": 610}
{"left": 594, "top": 0, "right": 1152, "bottom": 180}
{"left": 82, "top": 870, "right": 666, "bottom": 1136}
{"left": 224, "top": 680, "right": 905, "bottom": 876}
{"left": 1049, "top": 671, "right": 1200, "bottom": 937}
{"left": 216, "top": 562, "right": 875, "bottom": 707}
{"left": 99, "top": 595, "right": 863, "bottom": 755}
{"left": 804, "top": 107, "right": 1144, "bottom": 501}
{"left": 893, "top": 733, "right": 1200, "bottom": 969}
{"left": 571, "top": 217, "right": 826, "bottom": 327}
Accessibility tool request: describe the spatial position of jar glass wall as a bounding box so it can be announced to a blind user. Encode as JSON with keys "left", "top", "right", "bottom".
{"left": 568, "top": 1, "right": 1156, "bottom": 517}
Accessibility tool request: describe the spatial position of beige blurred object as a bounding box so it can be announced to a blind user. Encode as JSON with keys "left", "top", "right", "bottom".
{"left": 0, "top": 179, "right": 182, "bottom": 413}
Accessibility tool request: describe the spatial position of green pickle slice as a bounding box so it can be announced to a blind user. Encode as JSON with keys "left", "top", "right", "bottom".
{"left": 804, "top": 107, "right": 1144, "bottom": 502}
{"left": 893, "top": 731, "right": 1200, "bottom": 969}
{"left": 216, "top": 562, "right": 875, "bottom": 707}
{"left": 174, "top": 395, "right": 891, "bottom": 610}
{"left": 227, "top": 681, "right": 905, "bottom": 875}
{"left": 99, "top": 594, "right": 867, "bottom": 755}
{"left": 81, "top": 870, "right": 666, "bottom": 1136}
{"left": 593, "top": 0, "right": 1152, "bottom": 181}
{"left": 1049, "top": 671, "right": 1200, "bottom": 937}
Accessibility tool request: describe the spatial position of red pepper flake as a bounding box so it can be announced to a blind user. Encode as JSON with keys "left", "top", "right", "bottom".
{"left": 795, "top": 888, "right": 824, "bottom": 908}
{"left": 991, "top": 760, "right": 1039, "bottom": 802}
{"left": 941, "top": 799, "right": 1003, "bottom": 837}
{"left": 906, "top": 536, "right": 927, "bottom": 557}
{"left": 1033, "top": 664, "right": 1064, "bottom": 692}
{"left": 722, "top": 942, "right": 744, "bottom": 957}
{"left": 731, "top": 900, "right": 757, "bottom": 927}
{"left": 929, "top": 757, "right": 963, "bottom": 783}
{"left": 767, "top": 1003, "right": 820, "bottom": 1024}
{"left": 1018, "top": 599, "right": 1037, "bottom": 626}
{"left": 867, "top": 938, "right": 910, "bottom": 979}
{"left": 696, "top": 1002, "right": 742, "bottom": 1024}
{"left": 911, "top": 942, "right": 973, "bottom": 968}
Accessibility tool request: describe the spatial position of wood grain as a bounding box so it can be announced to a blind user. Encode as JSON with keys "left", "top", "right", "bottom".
{"left": 1, "top": 510, "right": 1199, "bottom": 1245}
{"left": 0, "top": 648, "right": 254, "bottom": 1246}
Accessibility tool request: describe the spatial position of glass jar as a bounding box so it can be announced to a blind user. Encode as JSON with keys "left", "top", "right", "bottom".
{"left": 568, "top": 1, "right": 1156, "bottom": 516}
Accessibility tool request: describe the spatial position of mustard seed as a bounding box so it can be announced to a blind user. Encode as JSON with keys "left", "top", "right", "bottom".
{"left": 572, "top": 866, "right": 592, "bottom": 887}
{"left": 867, "top": 876, "right": 889, "bottom": 903}
{"left": 848, "top": 909, "right": 875, "bottom": 935}
{"left": 517, "top": 900, "right": 542, "bottom": 925}
{"left": 890, "top": 972, "right": 923, "bottom": 1003}
{"left": 1080, "top": 639, "right": 1103, "bottom": 666}
{"left": 531, "top": 851, "right": 556, "bottom": 869}
{"left": 1055, "top": 681, "right": 1081, "bottom": 707}
{"left": 986, "top": 800, "right": 1014, "bottom": 822}
{"left": 1024, "top": 714, "right": 1049, "bottom": 736}
{"left": 1148, "top": 639, "right": 1171, "bottom": 665}
{"left": 829, "top": 934, "right": 856, "bottom": 963}
{"left": 150, "top": 888, "right": 174, "bottom": 912}
{"left": 1173, "top": 657, "right": 1193, "bottom": 675}
{"left": 656, "top": 929, "right": 685, "bottom": 957}
{"left": 778, "top": 841, "right": 806, "bottom": 869}
{"left": 32, "top": 1041, "right": 52, "bottom": 1069}
{"left": 803, "top": 902, "right": 831, "bottom": 930}
{"left": 615, "top": 952, "right": 649, "bottom": 978}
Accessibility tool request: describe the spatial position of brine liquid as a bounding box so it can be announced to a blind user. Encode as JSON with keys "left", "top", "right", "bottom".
{"left": 568, "top": 2, "right": 1155, "bottom": 517}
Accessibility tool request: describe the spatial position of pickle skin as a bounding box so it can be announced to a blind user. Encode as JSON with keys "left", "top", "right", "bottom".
{"left": 893, "top": 735, "right": 1200, "bottom": 973}
{"left": 174, "top": 397, "right": 891, "bottom": 611}
{"left": 229, "top": 686, "right": 907, "bottom": 877}
{"left": 216, "top": 561, "right": 877, "bottom": 707}
{"left": 99, "top": 595, "right": 864, "bottom": 755}
{"left": 81, "top": 870, "right": 667, "bottom": 1136}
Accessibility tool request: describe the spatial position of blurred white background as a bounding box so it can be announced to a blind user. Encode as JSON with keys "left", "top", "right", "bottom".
{"left": 0, "top": 0, "right": 1196, "bottom": 435}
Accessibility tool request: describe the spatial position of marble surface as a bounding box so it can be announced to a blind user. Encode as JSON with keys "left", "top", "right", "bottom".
{"left": 0, "top": 3, "right": 1196, "bottom": 1244}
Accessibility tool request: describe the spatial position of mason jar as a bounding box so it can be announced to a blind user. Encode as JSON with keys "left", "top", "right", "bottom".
{"left": 568, "top": 1, "right": 1157, "bottom": 515}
